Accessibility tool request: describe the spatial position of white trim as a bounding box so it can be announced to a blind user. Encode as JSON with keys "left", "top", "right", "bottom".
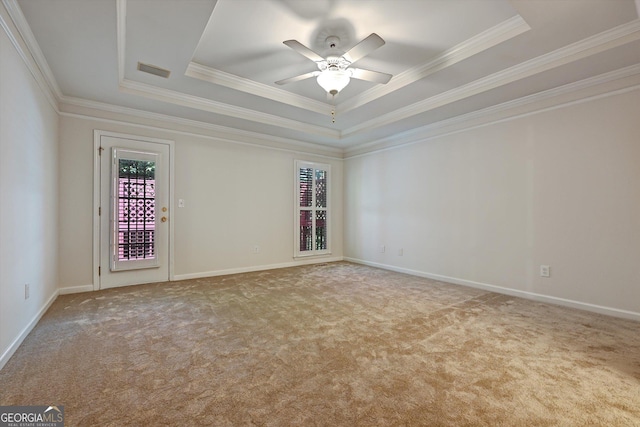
{"left": 114, "top": 0, "right": 640, "bottom": 141}
{"left": 93, "top": 130, "right": 175, "bottom": 290}
{"left": 118, "top": 79, "right": 341, "bottom": 139}
{"left": 185, "top": 62, "right": 329, "bottom": 114}
{"left": 113, "top": 1, "right": 338, "bottom": 140}
{"left": 0, "top": 289, "right": 58, "bottom": 371}
{"left": 0, "top": 0, "right": 59, "bottom": 111}
{"left": 60, "top": 108, "right": 343, "bottom": 160}
{"left": 344, "top": 258, "right": 640, "bottom": 322}
{"left": 8, "top": 0, "right": 640, "bottom": 156}
{"left": 344, "top": 71, "right": 640, "bottom": 159}
{"left": 340, "top": 15, "right": 531, "bottom": 114}
{"left": 173, "top": 257, "right": 344, "bottom": 281}
{"left": 168, "top": 140, "right": 176, "bottom": 281}
{"left": 185, "top": 15, "right": 530, "bottom": 116}
{"left": 6, "top": 0, "right": 640, "bottom": 158}
{"left": 92, "top": 133, "right": 101, "bottom": 291}
{"left": 60, "top": 96, "right": 344, "bottom": 157}
{"left": 59, "top": 284, "right": 94, "bottom": 295}
{"left": 342, "top": 19, "right": 640, "bottom": 138}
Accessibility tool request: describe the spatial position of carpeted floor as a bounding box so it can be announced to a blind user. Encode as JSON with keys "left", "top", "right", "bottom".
{"left": 1, "top": 262, "right": 639, "bottom": 426}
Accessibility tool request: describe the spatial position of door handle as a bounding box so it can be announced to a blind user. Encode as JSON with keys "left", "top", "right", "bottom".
{"left": 161, "top": 216, "right": 167, "bottom": 223}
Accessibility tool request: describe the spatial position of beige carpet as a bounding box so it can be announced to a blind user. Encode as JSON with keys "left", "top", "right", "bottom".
{"left": 1, "top": 262, "right": 639, "bottom": 426}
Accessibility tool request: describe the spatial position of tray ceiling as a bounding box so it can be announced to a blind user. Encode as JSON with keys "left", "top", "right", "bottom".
{"left": 8, "top": 0, "right": 640, "bottom": 154}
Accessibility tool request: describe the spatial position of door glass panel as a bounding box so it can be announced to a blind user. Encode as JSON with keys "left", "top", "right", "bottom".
{"left": 111, "top": 149, "right": 160, "bottom": 271}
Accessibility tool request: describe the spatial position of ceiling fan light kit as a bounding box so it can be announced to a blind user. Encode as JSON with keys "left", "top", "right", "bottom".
{"left": 317, "top": 70, "right": 351, "bottom": 95}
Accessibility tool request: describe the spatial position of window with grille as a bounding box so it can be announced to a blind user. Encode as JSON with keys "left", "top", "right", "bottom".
{"left": 295, "top": 161, "right": 330, "bottom": 257}
{"left": 111, "top": 148, "right": 160, "bottom": 271}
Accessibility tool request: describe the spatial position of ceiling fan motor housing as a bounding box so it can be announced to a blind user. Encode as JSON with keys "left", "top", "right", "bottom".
{"left": 320, "top": 56, "right": 350, "bottom": 72}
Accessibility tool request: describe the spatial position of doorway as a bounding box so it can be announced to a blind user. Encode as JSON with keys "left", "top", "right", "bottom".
{"left": 93, "top": 131, "right": 174, "bottom": 290}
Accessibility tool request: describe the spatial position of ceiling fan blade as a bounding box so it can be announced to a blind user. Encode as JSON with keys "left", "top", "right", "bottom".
{"left": 275, "top": 71, "right": 320, "bottom": 85}
{"left": 350, "top": 68, "right": 392, "bottom": 84}
{"left": 342, "top": 33, "right": 385, "bottom": 64}
{"left": 283, "top": 40, "right": 325, "bottom": 63}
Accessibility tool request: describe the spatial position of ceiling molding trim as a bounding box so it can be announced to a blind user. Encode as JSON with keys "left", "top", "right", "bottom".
{"left": 342, "top": 19, "right": 640, "bottom": 137}
{"left": 116, "top": 0, "right": 126, "bottom": 82}
{"left": 185, "top": 62, "right": 329, "bottom": 114}
{"left": 115, "top": 0, "right": 338, "bottom": 139}
{"left": 344, "top": 64, "right": 640, "bottom": 157}
{"left": 59, "top": 96, "right": 345, "bottom": 159}
{"left": 338, "top": 15, "right": 531, "bottom": 114}
{"left": 118, "top": 79, "right": 341, "bottom": 139}
{"left": 1, "top": 0, "right": 61, "bottom": 110}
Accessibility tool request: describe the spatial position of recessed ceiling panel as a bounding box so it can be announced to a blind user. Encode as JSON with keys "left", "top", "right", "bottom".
{"left": 191, "top": 0, "right": 519, "bottom": 100}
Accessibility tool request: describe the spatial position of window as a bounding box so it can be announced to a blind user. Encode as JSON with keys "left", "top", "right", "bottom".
{"left": 295, "top": 161, "right": 330, "bottom": 257}
{"left": 109, "top": 149, "right": 162, "bottom": 271}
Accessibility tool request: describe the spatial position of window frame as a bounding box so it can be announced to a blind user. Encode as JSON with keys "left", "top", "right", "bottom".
{"left": 294, "top": 160, "right": 331, "bottom": 258}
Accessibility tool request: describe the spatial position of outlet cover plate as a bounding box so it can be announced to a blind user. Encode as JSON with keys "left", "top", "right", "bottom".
{"left": 540, "top": 265, "right": 550, "bottom": 277}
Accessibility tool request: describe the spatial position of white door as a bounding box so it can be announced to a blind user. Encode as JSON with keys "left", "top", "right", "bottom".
{"left": 96, "top": 132, "right": 171, "bottom": 289}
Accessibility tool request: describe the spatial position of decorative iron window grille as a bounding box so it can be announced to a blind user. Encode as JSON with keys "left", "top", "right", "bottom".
{"left": 117, "top": 160, "right": 156, "bottom": 261}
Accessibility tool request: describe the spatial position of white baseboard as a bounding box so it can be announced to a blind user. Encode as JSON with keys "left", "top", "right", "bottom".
{"left": 0, "top": 289, "right": 59, "bottom": 371}
{"left": 344, "top": 257, "right": 640, "bottom": 322}
{"left": 59, "top": 284, "right": 94, "bottom": 295}
{"left": 173, "top": 256, "right": 344, "bottom": 281}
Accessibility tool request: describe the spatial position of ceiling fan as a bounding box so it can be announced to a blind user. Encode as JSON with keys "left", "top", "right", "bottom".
{"left": 276, "top": 33, "right": 392, "bottom": 98}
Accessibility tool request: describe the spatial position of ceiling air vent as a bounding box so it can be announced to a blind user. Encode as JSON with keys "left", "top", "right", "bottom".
{"left": 137, "top": 62, "right": 171, "bottom": 78}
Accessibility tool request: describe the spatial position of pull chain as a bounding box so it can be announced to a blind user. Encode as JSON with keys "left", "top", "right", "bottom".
{"left": 330, "top": 92, "right": 337, "bottom": 124}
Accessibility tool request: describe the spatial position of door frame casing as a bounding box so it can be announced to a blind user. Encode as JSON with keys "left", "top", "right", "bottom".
{"left": 93, "top": 130, "right": 175, "bottom": 291}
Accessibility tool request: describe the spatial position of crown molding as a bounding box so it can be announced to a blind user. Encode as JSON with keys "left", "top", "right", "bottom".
{"left": 115, "top": 0, "right": 338, "bottom": 140}
{"left": 184, "top": 15, "right": 530, "bottom": 117}
{"left": 113, "top": 0, "right": 640, "bottom": 143}
{"left": 344, "top": 64, "right": 640, "bottom": 157}
{"left": 185, "top": 62, "right": 329, "bottom": 114}
{"left": 7, "top": 0, "right": 640, "bottom": 159}
{"left": 1, "top": 0, "right": 60, "bottom": 110}
{"left": 339, "top": 15, "right": 531, "bottom": 114}
{"left": 342, "top": 19, "right": 640, "bottom": 138}
{"left": 59, "top": 96, "right": 345, "bottom": 158}
{"left": 118, "top": 78, "right": 340, "bottom": 139}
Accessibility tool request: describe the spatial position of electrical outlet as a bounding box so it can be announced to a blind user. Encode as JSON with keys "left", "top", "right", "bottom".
{"left": 379, "top": 245, "right": 385, "bottom": 253}
{"left": 178, "top": 199, "right": 185, "bottom": 208}
{"left": 540, "top": 265, "right": 550, "bottom": 277}
{"left": 398, "top": 248, "right": 404, "bottom": 256}
{"left": 24, "top": 283, "right": 30, "bottom": 300}
{"left": 253, "top": 245, "right": 260, "bottom": 254}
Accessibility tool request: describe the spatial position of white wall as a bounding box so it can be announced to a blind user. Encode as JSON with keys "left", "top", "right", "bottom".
{"left": 345, "top": 88, "right": 640, "bottom": 318}
{"left": 58, "top": 114, "right": 344, "bottom": 289}
{"left": 0, "top": 25, "right": 59, "bottom": 366}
